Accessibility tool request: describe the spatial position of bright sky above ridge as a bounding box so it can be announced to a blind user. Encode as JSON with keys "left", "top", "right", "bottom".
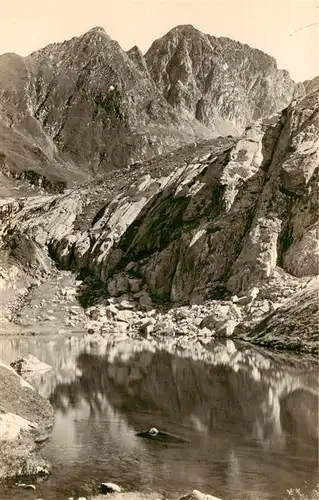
{"left": 1, "top": 0, "right": 318, "bottom": 82}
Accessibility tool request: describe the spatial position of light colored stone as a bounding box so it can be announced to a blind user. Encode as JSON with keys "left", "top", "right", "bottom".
{"left": 200, "top": 303, "right": 242, "bottom": 331}
{"left": 181, "top": 490, "right": 223, "bottom": 500}
{"left": 116, "top": 310, "right": 133, "bottom": 323}
{"left": 100, "top": 482, "right": 122, "bottom": 493}
{"left": 0, "top": 414, "right": 36, "bottom": 441}
{"left": 215, "top": 319, "right": 239, "bottom": 337}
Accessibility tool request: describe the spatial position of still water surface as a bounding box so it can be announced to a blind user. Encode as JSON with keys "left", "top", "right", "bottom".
{"left": 0, "top": 334, "right": 318, "bottom": 500}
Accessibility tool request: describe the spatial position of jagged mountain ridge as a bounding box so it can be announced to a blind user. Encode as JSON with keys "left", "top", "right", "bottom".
{"left": 145, "top": 25, "right": 294, "bottom": 130}
{"left": 0, "top": 27, "right": 190, "bottom": 186}
{"left": 0, "top": 25, "right": 295, "bottom": 189}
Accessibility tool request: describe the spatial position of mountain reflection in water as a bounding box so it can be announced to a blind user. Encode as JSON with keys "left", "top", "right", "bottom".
{"left": 0, "top": 335, "right": 317, "bottom": 500}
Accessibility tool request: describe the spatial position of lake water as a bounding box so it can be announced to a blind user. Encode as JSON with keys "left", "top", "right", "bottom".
{"left": 0, "top": 334, "right": 318, "bottom": 500}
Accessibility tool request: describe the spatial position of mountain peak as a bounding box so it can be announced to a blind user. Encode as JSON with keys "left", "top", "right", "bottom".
{"left": 168, "top": 24, "right": 197, "bottom": 32}
{"left": 163, "top": 24, "right": 203, "bottom": 40}
{"left": 85, "top": 26, "right": 107, "bottom": 36}
{"left": 0, "top": 23, "right": 296, "bottom": 188}
{"left": 145, "top": 24, "right": 294, "bottom": 130}
{"left": 80, "top": 25, "right": 111, "bottom": 42}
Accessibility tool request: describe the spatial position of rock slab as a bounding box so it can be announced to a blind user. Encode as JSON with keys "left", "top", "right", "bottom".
{"left": 0, "top": 361, "right": 54, "bottom": 479}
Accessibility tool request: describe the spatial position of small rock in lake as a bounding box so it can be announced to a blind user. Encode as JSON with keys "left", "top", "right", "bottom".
{"left": 137, "top": 427, "right": 190, "bottom": 443}
{"left": 100, "top": 482, "right": 122, "bottom": 493}
{"left": 16, "top": 483, "right": 36, "bottom": 490}
{"left": 181, "top": 490, "right": 223, "bottom": 500}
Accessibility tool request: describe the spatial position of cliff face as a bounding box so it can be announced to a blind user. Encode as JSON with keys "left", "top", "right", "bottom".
{"left": 78, "top": 88, "right": 317, "bottom": 302}
{"left": 0, "top": 88, "right": 317, "bottom": 310}
{"left": 0, "top": 25, "right": 295, "bottom": 189}
{"left": 145, "top": 25, "right": 294, "bottom": 132}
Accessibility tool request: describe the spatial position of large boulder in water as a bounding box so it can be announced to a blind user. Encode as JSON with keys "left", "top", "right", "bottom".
{"left": 11, "top": 354, "right": 52, "bottom": 377}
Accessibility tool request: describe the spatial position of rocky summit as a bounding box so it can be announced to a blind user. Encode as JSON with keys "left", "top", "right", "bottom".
{"left": 0, "top": 25, "right": 295, "bottom": 191}
{"left": 145, "top": 25, "right": 294, "bottom": 131}
{"left": 0, "top": 23, "right": 318, "bottom": 489}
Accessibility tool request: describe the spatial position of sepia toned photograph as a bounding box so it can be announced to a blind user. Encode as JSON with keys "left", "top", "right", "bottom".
{"left": 0, "top": 1, "right": 318, "bottom": 499}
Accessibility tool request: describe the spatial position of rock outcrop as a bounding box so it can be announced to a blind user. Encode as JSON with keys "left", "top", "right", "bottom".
{"left": 235, "top": 278, "right": 319, "bottom": 353}
{"left": 0, "top": 361, "right": 54, "bottom": 479}
{"left": 0, "top": 88, "right": 318, "bottom": 350}
{"left": 11, "top": 354, "right": 52, "bottom": 378}
{"left": 106, "top": 87, "right": 318, "bottom": 303}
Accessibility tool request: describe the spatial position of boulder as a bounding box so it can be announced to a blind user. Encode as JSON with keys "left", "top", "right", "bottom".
{"left": 180, "top": 490, "right": 222, "bottom": 500}
{"left": 200, "top": 303, "right": 242, "bottom": 331}
{"left": 105, "top": 304, "right": 119, "bottom": 318}
{"left": 107, "top": 275, "right": 130, "bottom": 297}
{"left": 114, "top": 321, "right": 130, "bottom": 333}
{"left": 117, "top": 299, "right": 136, "bottom": 310}
{"left": 116, "top": 310, "right": 134, "bottom": 323}
{"left": 10, "top": 355, "right": 52, "bottom": 378}
{"left": 89, "top": 306, "right": 105, "bottom": 321}
{"left": 153, "top": 319, "right": 176, "bottom": 336}
{"left": 139, "top": 317, "right": 156, "bottom": 337}
{"left": 235, "top": 278, "right": 319, "bottom": 352}
{"left": 127, "top": 278, "right": 142, "bottom": 293}
{"left": 100, "top": 482, "right": 122, "bottom": 494}
{"left": 215, "top": 319, "right": 239, "bottom": 337}
{"left": 86, "top": 320, "right": 103, "bottom": 335}
{"left": 136, "top": 427, "right": 190, "bottom": 443}
{"left": 138, "top": 291, "right": 153, "bottom": 311}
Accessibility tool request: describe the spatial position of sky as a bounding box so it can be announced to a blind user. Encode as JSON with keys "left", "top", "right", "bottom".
{"left": 0, "top": 0, "right": 318, "bottom": 82}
